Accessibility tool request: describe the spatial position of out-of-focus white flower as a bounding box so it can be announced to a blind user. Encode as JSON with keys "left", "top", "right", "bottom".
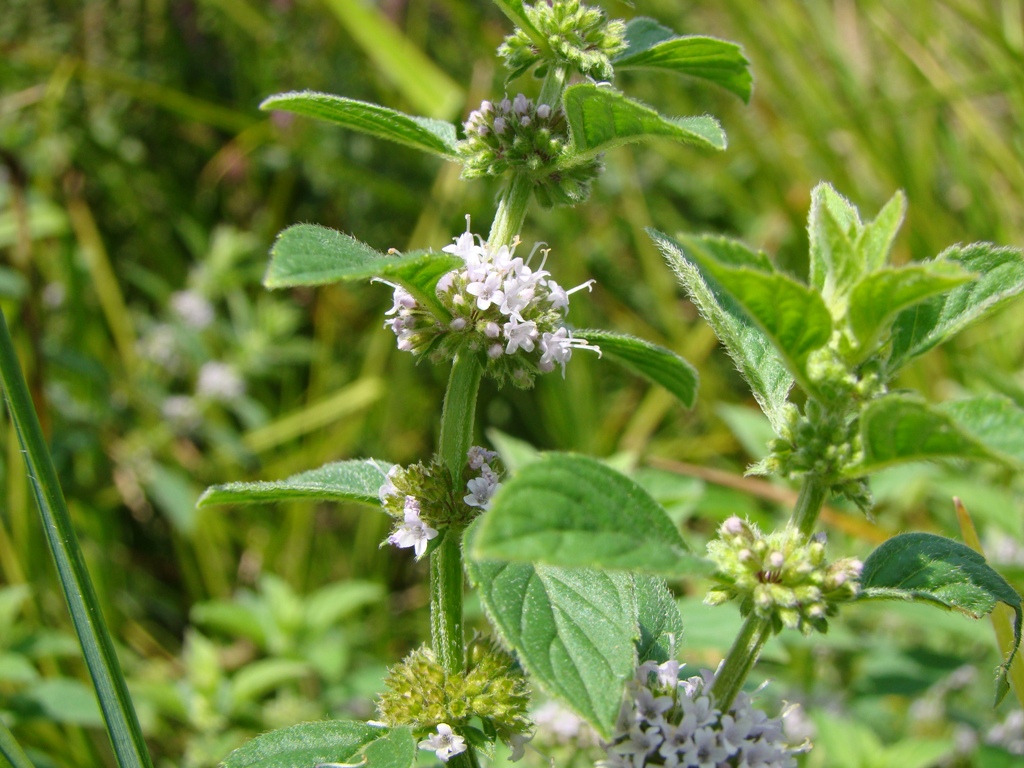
{"left": 171, "top": 290, "right": 215, "bottom": 330}
{"left": 197, "top": 361, "right": 245, "bottom": 401}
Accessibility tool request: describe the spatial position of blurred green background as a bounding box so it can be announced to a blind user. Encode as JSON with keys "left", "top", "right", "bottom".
{"left": 1, "top": 0, "right": 1022, "bottom": 766}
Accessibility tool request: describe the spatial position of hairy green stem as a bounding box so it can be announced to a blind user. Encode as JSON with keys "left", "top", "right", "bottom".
{"left": 488, "top": 172, "right": 533, "bottom": 247}
{"left": 537, "top": 64, "right": 568, "bottom": 109}
{"left": 431, "top": 353, "right": 482, "bottom": 675}
{"left": 708, "top": 614, "right": 773, "bottom": 711}
{"left": 791, "top": 472, "right": 829, "bottom": 537}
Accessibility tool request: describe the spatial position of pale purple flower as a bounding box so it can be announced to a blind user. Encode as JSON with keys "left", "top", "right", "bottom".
{"left": 387, "top": 496, "right": 438, "bottom": 557}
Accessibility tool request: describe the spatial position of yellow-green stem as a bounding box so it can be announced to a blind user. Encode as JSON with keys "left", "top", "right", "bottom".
{"left": 708, "top": 614, "right": 773, "bottom": 710}
{"left": 488, "top": 172, "right": 532, "bottom": 247}
{"left": 792, "top": 473, "right": 829, "bottom": 537}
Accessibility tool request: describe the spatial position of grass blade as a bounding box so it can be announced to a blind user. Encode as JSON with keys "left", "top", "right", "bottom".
{"left": 0, "top": 310, "right": 154, "bottom": 768}
{"left": 0, "top": 720, "right": 35, "bottom": 768}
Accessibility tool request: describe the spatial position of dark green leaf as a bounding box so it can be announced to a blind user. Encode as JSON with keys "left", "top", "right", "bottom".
{"left": 846, "top": 262, "right": 972, "bottom": 359}
{"left": 471, "top": 453, "right": 706, "bottom": 577}
{"left": 260, "top": 91, "right": 458, "bottom": 158}
{"left": 634, "top": 575, "right": 684, "bottom": 664}
{"left": 198, "top": 459, "right": 392, "bottom": 508}
{"left": 854, "top": 395, "right": 1024, "bottom": 475}
{"left": 575, "top": 329, "right": 698, "bottom": 408}
{"left": 888, "top": 243, "right": 1024, "bottom": 372}
{"left": 653, "top": 230, "right": 830, "bottom": 400}
{"left": 651, "top": 230, "right": 792, "bottom": 431}
{"left": 860, "top": 532, "right": 1022, "bottom": 704}
{"left": 563, "top": 84, "right": 726, "bottom": 163}
{"left": 466, "top": 531, "right": 637, "bottom": 739}
{"left": 614, "top": 28, "right": 752, "bottom": 103}
{"left": 222, "top": 721, "right": 409, "bottom": 768}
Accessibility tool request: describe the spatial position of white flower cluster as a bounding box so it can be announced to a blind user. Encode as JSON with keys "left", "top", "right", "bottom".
{"left": 380, "top": 468, "right": 439, "bottom": 559}
{"left": 383, "top": 219, "right": 600, "bottom": 387}
{"left": 464, "top": 445, "right": 502, "bottom": 509}
{"left": 600, "top": 661, "right": 800, "bottom": 768}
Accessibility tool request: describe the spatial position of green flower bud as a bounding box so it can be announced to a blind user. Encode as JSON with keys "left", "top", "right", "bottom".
{"left": 706, "top": 517, "right": 862, "bottom": 635}
{"left": 498, "top": 0, "right": 627, "bottom": 81}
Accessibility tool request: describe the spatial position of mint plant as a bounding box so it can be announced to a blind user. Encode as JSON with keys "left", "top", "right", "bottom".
{"left": 1, "top": 2, "right": 1022, "bottom": 768}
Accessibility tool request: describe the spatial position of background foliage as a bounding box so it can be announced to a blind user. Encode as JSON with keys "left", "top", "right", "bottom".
{"left": 1, "top": 0, "right": 1022, "bottom": 766}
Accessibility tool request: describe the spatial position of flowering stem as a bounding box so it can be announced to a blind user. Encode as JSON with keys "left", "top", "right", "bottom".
{"left": 537, "top": 64, "right": 567, "bottom": 110}
{"left": 791, "top": 473, "right": 829, "bottom": 537}
{"left": 488, "top": 173, "right": 532, "bottom": 247}
{"left": 439, "top": 352, "right": 483, "bottom": 484}
{"left": 708, "top": 613, "right": 773, "bottom": 711}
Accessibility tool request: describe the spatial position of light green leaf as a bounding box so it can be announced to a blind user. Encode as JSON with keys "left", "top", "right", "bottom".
{"left": 563, "top": 84, "right": 725, "bottom": 164}
{"left": 653, "top": 230, "right": 830, "bottom": 400}
{"left": 264, "top": 224, "right": 459, "bottom": 319}
{"left": 198, "top": 459, "right": 392, "bottom": 508}
{"left": 230, "top": 660, "right": 311, "bottom": 710}
{"left": 361, "top": 727, "right": 417, "bottom": 768}
{"left": 466, "top": 535, "right": 637, "bottom": 739}
{"left": 651, "top": 230, "right": 792, "bottom": 432}
{"left": 807, "top": 182, "right": 861, "bottom": 299}
{"left": 261, "top": 92, "right": 458, "bottom": 157}
{"left": 846, "top": 262, "right": 972, "bottom": 359}
{"left": 471, "top": 454, "right": 706, "bottom": 577}
{"left": 854, "top": 394, "right": 1024, "bottom": 475}
{"left": 18, "top": 678, "right": 104, "bottom": 727}
{"left": 305, "top": 581, "right": 386, "bottom": 634}
{"left": 191, "top": 601, "right": 268, "bottom": 648}
{"left": 857, "top": 189, "right": 906, "bottom": 272}
{"left": 634, "top": 575, "right": 684, "bottom": 664}
{"left": 575, "top": 329, "right": 698, "bottom": 408}
{"left": 859, "top": 532, "right": 1022, "bottom": 704}
{"left": 492, "top": 0, "right": 546, "bottom": 52}
{"left": 888, "top": 243, "right": 1024, "bottom": 371}
{"left": 222, "top": 721, "right": 409, "bottom": 768}
{"left": 614, "top": 23, "right": 752, "bottom": 103}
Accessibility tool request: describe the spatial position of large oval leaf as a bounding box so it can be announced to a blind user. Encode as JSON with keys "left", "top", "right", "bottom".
{"left": 198, "top": 459, "right": 392, "bottom": 508}
{"left": 466, "top": 529, "right": 637, "bottom": 740}
{"left": 223, "top": 721, "right": 414, "bottom": 768}
{"left": 470, "top": 454, "right": 706, "bottom": 577}
{"left": 860, "top": 532, "right": 1022, "bottom": 704}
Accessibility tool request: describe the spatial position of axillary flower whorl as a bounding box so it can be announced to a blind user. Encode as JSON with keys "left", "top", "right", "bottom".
{"left": 381, "top": 218, "right": 601, "bottom": 388}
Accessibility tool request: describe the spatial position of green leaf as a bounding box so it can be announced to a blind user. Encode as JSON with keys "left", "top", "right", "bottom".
{"left": 807, "top": 182, "right": 862, "bottom": 300}
{"left": 563, "top": 84, "right": 725, "bottom": 164}
{"left": 854, "top": 394, "right": 1024, "bottom": 475}
{"left": 0, "top": 310, "right": 153, "bottom": 767}
{"left": 261, "top": 92, "right": 458, "bottom": 157}
{"left": 652, "top": 229, "right": 830, "bottom": 400}
{"left": 222, "top": 721, "right": 411, "bottom": 768}
{"left": 264, "top": 224, "right": 459, "bottom": 319}
{"left": 492, "top": 0, "right": 546, "bottom": 53}
{"left": 0, "top": 720, "right": 34, "bottom": 768}
{"left": 230, "top": 659, "right": 311, "bottom": 710}
{"left": 650, "top": 230, "right": 792, "bottom": 432}
{"left": 859, "top": 532, "right": 1022, "bottom": 704}
{"left": 198, "top": 459, "right": 392, "bottom": 508}
{"left": 846, "top": 261, "right": 972, "bottom": 359}
{"left": 470, "top": 453, "right": 706, "bottom": 577}
{"left": 466, "top": 533, "right": 637, "bottom": 739}
{"left": 614, "top": 23, "right": 752, "bottom": 103}
{"left": 575, "top": 329, "right": 698, "bottom": 408}
{"left": 888, "top": 243, "right": 1024, "bottom": 372}
{"left": 634, "top": 575, "right": 684, "bottom": 664}
{"left": 857, "top": 189, "right": 906, "bottom": 272}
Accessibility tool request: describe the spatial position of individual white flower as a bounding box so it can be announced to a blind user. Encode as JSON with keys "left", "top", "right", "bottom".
{"left": 418, "top": 724, "right": 467, "bottom": 762}
{"left": 197, "top": 361, "right": 245, "bottom": 401}
{"left": 377, "top": 464, "right": 401, "bottom": 503}
{"left": 503, "top": 318, "right": 538, "bottom": 354}
{"left": 387, "top": 496, "right": 438, "bottom": 557}
{"left": 170, "top": 290, "right": 215, "bottom": 330}
{"left": 465, "top": 465, "right": 501, "bottom": 509}
{"left": 161, "top": 395, "right": 200, "bottom": 431}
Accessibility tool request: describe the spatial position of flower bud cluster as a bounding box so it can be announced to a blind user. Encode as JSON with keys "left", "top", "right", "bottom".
{"left": 377, "top": 640, "right": 532, "bottom": 761}
{"left": 378, "top": 448, "right": 506, "bottom": 557}
{"left": 498, "top": 0, "right": 627, "bottom": 81}
{"left": 599, "top": 661, "right": 800, "bottom": 768}
{"left": 458, "top": 95, "right": 602, "bottom": 207}
{"left": 706, "top": 517, "right": 862, "bottom": 635}
{"left": 383, "top": 220, "right": 601, "bottom": 388}
{"left": 761, "top": 401, "right": 872, "bottom": 511}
